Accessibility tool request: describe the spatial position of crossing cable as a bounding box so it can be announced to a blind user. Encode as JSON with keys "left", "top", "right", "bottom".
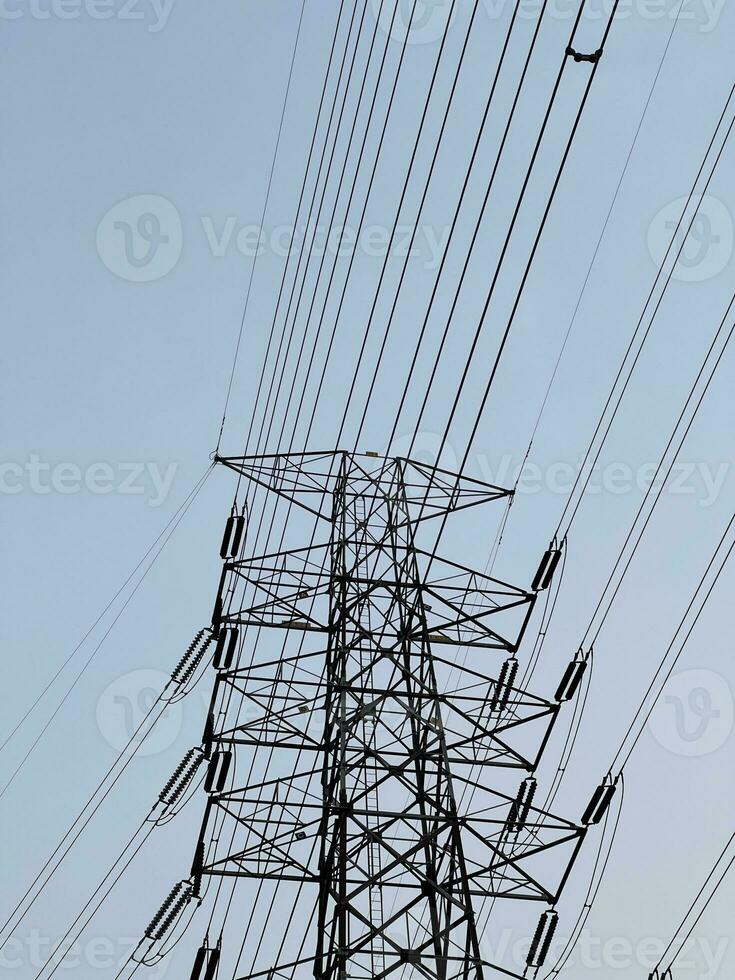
{"left": 195, "top": 0, "right": 413, "bottom": 939}
{"left": 231, "top": 0, "right": 356, "bottom": 497}
{"left": 203, "top": 0, "right": 381, "bottom": 807}
{"left": 247, "top": 0, "right": 408, "bottom": 465}
{"left": 276, "top": 0, "right": 478, "bottom": 458}
{"left": 378, "top": 2, "right": 684, "bottom": 803}
{"left": 539, "top": 510, "right": 735, "bottom": 976}
{"left": 0, "top": 464, "right": 213, "bottom": 762}
{"left": 0, "top": 649, "right": 210, "bottom": 950}
{"left": 18, "top": 3, "right": 408, "bottom": 968}
{"left": 211, "top": 21, "right": 720, "bottom": 980}
{"left": 610, "top": 507, "right": 735, "bottom": 773}
{"left": 0, "top": 701, "right": 169, "bottom": 948}
{"left": 335, "top": 0, "right": 490, "bottom": 450}
{"left": 0, "top": 471, "right": 213, "bottom": 945}
{"left": 196, "top": 0, "right": 604, "bottom": 964}
{"left": 523, "top": 0, "right": 684, "bottom": 474}
{"left": 653, "top": 831, "right": 735, "bottom": 977}
{"left": 381, "top": 0, "right": 550, "bottom": 456}
{"left": 242, "top": 0, "right": 612, "bottom": 929}
{"left": 483, "top": 0, "right": 684, "bottom": 561}
{"left": 214, "top": 0, "right": 307, "bottom": 454}
{"left": 392, "top": 0, "right": 622, "bottom": 573}
{"left": 537, "top": 288, "right": 735, "bottom": 816}
{"left": 35, "top": 823, "right": 157, "bottom": 980}
{"left": 553, "top": 82, "right": 735, "bottom": 540}
{"left": 242, "top": 0, "right": 383, "bottom": 466}
{"left": 538, "top": 773, "right": 625, "bottom": 979}
{"left": 204, "top": 3, "right": 500, "bottom": 960}
{"left": 582, "top": 293, "right": 735, "bottom": 648}
{"left": 218, "top": 0, "right": 385, "bottom": 644}
{"left": 262, "top": 9, "right": 613, "bottom": 944}
{"left": 417, "top": 2, "right": 621, "bottom": 518}
{"left": 0, "top": 464, "right": 214, "bottom": 802}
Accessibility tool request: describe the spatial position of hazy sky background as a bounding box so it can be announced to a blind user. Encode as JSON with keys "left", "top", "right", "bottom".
{"left": 3, "top": 0, "right": 735, "bottom": 977}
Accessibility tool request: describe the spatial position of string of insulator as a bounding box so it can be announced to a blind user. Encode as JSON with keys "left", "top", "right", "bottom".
{"left": 582, "top": 776, "right": 617, "bottom": 826}
{"left": 190, "top": 841, "right": 205, "bottom": 898}
{"left": 204, "top": 749, "right": 232, "bottom": 794}
{"left": 202, "top": 711, "right": 215, "bottom": 759}
{"left": 213, "top": 626, "right": 239, "bottom": 672}
{"left": 220, "top": 509, "right": 246, "bottom": 559}
{"left": 531, "top": 540, "right": 563, "bottom": 592}
{"left": 489, "top": 657, "right": 518, "bottom": 714}
{"left": 648, "top": 971, "right": 673, "bottom": 980}
{"left": 506, "top": 777, "right": 536, "bottom": 837}
{"left": 190, "top": 945, "right": 221, "bottom": 980}
{"left": 153, "top": 886, "right": 192, "bottom": 942}
{"left": 144, "top": 880, "right": 191, "bottom": 941}
{"left": 171, "top": 630, "right": 213, "bottom": 687}
{"left": 159, "top": 748, "right": 204, "bottom": 807}
{"left": 554, "top": 648, "right": 590, "bottom": 703}
{"left": 526, "top": 909, "right": 558, "bottom": 969}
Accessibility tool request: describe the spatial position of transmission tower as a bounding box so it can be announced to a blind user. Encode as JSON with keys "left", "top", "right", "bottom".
{"left": 153, "top": 452, "right": 597, "bottom": 980}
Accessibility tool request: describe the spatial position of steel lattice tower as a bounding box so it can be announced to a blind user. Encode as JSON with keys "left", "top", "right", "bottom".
{"left": 186, "top": 452, "right": 590, "bottom": 980}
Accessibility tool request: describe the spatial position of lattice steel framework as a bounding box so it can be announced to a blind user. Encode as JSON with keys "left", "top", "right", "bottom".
{"left": 189, "top": 452, "right": 589, "bottom": 980}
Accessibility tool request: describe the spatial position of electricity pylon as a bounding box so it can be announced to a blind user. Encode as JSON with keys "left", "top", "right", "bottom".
{"left": 181, "top": 452, "right": 590, "bottom": 980}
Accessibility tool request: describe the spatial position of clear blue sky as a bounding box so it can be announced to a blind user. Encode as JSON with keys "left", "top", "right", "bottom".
{"left": 2, "top": 1, "right": 735, "bottom": 977}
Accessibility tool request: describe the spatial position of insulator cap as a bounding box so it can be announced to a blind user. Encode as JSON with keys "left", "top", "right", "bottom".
{"left": 190, "top": 947, "right": 208, "bottom": 980}
{"left": 191, "top": 840, "right": 205, "bottom": 897}
{"left": 507, "top": 777, "right": 536, "bottom": 836}
{"left": 203, "top": 948, "right": 220, "bottom": 980}
{"left": 144, "top": 880, "right": 190, "bottom": 940}
{"left": 220, "top": 515, "right": 235, "bottom": 560}
{"left": 153, "top": 888, "right": 192, "bottom": 941}
{"left": 582, "top": 779, "right": 617, "bottom": 826}
{"left": 204, "top": 749, "right": 232, "bottom": 794}
{"left": 171, "top": 630, "right": 212, "bottom": 687}
{"left": 527, "top": 909, "right": 558, "bottom": 968}
{"left": 203, "top": 711, "right": 215, "bottom": 759}
{"left": 190, "top": 946, "right": 220, "bottom": 980}
{"left": 489, "top": 658, "right": 518, "bottom": 714}
{"left": 230, "top": 515, "right": 246, "bottom": 558}
{"left": 532, "top": 543, "right": 562, "bottom": 592}
{"left": 211, "top": 596, "right": 223, "bottom": 633}
{"left": 159, "top": 748, "right": 203, "bottom": 807}
{"left": 220, "top": 512, "right": 246, "bottom": 560}
{"left": 555, "top": 652, "right": 588, "bottom": 702}
{"left": 213, "top": 627, "right": 239, "bottom": 671}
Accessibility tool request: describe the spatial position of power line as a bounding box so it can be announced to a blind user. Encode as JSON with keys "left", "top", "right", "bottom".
{"left": 215, "top": 0, "right": 307, "bottom": 453}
